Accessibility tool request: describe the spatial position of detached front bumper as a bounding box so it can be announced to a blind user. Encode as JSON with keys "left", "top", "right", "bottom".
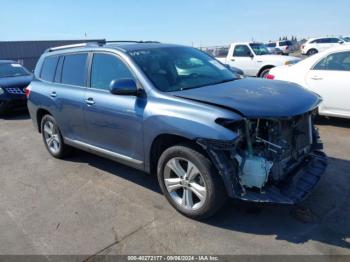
{"left": 238, "top": 151, "right": 327, "bottom": 204}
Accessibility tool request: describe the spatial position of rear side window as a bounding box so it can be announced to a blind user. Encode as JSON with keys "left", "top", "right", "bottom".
{"left": 40, "top": 56, "right": 59, "bottom": 81}
{"left": 313, "top": 51, "right": 350, "bottom": 71}
{"left": 61, "top": 53, "right": 88, "bottom": 86}
{"left": 90, "top": 53, "right": 134, "bottom": 90}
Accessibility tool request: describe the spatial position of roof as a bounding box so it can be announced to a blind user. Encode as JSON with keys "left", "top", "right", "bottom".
{"left": 43, "top": 41, "right": 183, "bottom": 56}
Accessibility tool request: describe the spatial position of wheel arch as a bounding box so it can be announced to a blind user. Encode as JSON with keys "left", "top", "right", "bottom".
{"left": 257, "top": 65, "right": 275, "bottom": 77}
{"left": 148, "top": 134, "right": 207, "bottom": 175}
{"left": 36, "top": 108, "right": 52, "bottom": 133}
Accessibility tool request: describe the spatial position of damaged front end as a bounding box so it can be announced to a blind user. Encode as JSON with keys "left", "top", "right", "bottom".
{"left": 197, "top": 111, "right": 328, "bottom": 204}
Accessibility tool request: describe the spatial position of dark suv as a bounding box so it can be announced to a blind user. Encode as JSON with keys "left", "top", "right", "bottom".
{"left": 27, "top": 41, "right": 327, "bottom": 219}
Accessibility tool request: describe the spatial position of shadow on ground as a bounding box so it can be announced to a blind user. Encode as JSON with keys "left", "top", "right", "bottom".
{"left": 66, "top": 148, "right": 350, "bottom": 251}
{"left": 0, "top": 110, "right": 30, "bottom": 120}
{"left": 315, "top": 116, "right": 350, "bottom": 128}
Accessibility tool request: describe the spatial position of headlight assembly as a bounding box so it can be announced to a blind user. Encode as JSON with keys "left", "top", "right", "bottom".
{"left": 0, "top": 87, "right": 4, "bottom": 96}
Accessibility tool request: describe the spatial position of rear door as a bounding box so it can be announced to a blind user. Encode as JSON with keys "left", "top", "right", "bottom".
{"left": 306, "top": 51, "right": 350, "bottom": 116}
{"left": 83, "top": 52, "right": 145, "bottom": 163}
{"left": 51, "top": 53, "right": 88, "bottom": 141}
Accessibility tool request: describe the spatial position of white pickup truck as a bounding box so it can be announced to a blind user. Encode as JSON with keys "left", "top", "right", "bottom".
{"left": 216, "top": 42, "right": 300, "bottom": 78}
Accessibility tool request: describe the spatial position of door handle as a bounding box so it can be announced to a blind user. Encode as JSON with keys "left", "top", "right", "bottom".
{"left": 85, "top": 98, "right": 95, "bottom": 106}
{"left": 50, "top": 91, "right": 57, "bottom": 98}
{"left": 231, "top": 58, "right": 235, "bottom": 61}
{"left": 311, "top": 76, "right": 323, "bottom": 80}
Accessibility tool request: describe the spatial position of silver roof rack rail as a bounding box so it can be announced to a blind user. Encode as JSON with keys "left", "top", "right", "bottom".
{"left": 45, "top": 42, "right": 101, "bottom": 53}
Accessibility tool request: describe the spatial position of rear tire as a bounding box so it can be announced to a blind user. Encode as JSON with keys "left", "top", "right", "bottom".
{"left": 157, "top": 144, "right": 227, "bottom": 220}
{"left": 41, "top": 115, "right": 71, "bottom": 159}
{"left": 307, "top": 49, "right": 318, "bottom": 56}
{"left": 259, "top": 67, "right": 273, "bottom": 78}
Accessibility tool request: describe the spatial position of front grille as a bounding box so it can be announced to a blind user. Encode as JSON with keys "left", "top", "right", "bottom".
{"left": 6, "top": 87, "right": 25, "bottom": 95}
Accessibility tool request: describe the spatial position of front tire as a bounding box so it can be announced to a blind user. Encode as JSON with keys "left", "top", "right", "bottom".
{"left": 41, "top": 114, "right": 71, "bottom": 159}
{"left": 157, "top": 144, "right": 227, "bottom": 220}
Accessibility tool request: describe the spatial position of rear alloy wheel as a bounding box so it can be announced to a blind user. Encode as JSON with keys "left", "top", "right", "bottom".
{"left": 41, "top": 115, "right": 71, "bottom": 158}
{"left": 157, "top": 145, "right": 227, "bottom": 219}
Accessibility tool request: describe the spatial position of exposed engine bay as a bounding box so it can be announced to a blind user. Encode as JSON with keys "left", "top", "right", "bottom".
{"left": 197, "top": 111, "right": 327, "bottom": 204}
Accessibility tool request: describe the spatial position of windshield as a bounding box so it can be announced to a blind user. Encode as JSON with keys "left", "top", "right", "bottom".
{"left": 128, "top": 47, "right": 238, "bottom": 92}
{"left": 249, "top": 43, "right": 271, "bottom": 55}
{"left": 0, "top": 63, "right": 30, "bottom": 78}
{"left": 342, "top": 37, "right": 350, "bottom": 42}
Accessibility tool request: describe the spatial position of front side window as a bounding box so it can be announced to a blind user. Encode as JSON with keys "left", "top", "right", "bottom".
{"left": 61, "top": 53, "right": 88, "bottom": 86}
{"left": 90, "top": 53, "right": 134, "bottom": 90}
{"left": 40, "top": 56, "right": 59, "bottom": 81}
{"left": 313, "top": 51, "right": 350, "bottom": 71}
{"left": 233, "top": 45, "right": 252, "bottom": 57}
{"left": 0, "top": 63, "right": 30, "bottom": 78}
{"left": 128, "top": 46, "right": 238, "bottom": 92}
{"left": 249, "top": 43, "right": 270, "bottom": 55}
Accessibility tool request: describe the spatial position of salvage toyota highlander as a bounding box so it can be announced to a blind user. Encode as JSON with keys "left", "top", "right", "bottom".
{"left": 27, "top": 41, "right": 327, "bottom": 219}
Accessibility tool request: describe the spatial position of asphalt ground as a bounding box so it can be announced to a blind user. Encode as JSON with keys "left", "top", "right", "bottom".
{"left": 0, "top": 111, "right": 349, "bottom": 258}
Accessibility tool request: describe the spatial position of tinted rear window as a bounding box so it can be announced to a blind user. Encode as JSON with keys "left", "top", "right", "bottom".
{"left": 61, "top": 53, "right": 88, "bottom": 86}
{"left": 279, "top": 41, "right": 292, "bottom": 46}
{"left": 0, "top": 63, "right": 29, "bottom": 78}
{"left": 40, "top": 56, "right": 59, "bottom": 82}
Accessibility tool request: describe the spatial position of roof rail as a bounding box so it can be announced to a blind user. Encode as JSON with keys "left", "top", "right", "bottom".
{"left": 45, "top": 42, "right": 100, "bottom": 53}
{"left": 45, "top": 40, "right": 161, "bottom": 52}
{"left": 102, "top": 40, "right": 160, "bottom": 45}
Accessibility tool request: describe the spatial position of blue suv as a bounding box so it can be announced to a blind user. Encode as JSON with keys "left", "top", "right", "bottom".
{"left": 27, "top": 41, "right": 327, "bottom": 219}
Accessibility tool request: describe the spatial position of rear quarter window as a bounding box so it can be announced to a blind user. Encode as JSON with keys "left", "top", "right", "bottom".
{"left": 40, "top": 56, "right": 59, "bottom": 82}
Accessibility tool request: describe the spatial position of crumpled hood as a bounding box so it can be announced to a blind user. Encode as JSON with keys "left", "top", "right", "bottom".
{"left": 171, "top": 78, "right": 321, "bottom": 118}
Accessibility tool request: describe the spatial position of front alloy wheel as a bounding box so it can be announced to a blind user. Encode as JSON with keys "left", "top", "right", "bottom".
{"left": 157, "top": 144, "right": 227, "bottom": 219}
{"left": 164, "top": 157, "right": 207, "bottom": 211}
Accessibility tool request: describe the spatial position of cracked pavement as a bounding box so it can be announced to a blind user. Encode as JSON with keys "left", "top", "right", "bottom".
{"left": 0, "top": 113, "right": 349, "bottom": 258}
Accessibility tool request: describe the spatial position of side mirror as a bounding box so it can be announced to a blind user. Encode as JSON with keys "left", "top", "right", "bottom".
{"left": 249, "top": 53, "right": 254, "bottom": 58}
{"left": 339, "top": 41, "right": 344, "bottom": 44}
{"left": 110, "top": 79, "right": 138, "bottom": 96}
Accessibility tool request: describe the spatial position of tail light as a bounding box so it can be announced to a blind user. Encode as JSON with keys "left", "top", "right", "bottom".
{"left": 265, "top": 74, "right": 275, "bottom": 80}
{"left": 25, "top": 86, "right": 31, "bottom": 98}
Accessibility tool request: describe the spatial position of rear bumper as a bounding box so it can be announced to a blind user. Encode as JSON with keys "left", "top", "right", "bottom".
{"left": 0, "top": 96, "right": 27, "bottom": 112}
{"left": 237, "top": 151, "right": 328, "bottom": 204}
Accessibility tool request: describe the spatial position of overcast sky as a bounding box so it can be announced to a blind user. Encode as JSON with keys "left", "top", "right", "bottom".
{"left": 0, "top": 0, "right": 349, "bottom": 46}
